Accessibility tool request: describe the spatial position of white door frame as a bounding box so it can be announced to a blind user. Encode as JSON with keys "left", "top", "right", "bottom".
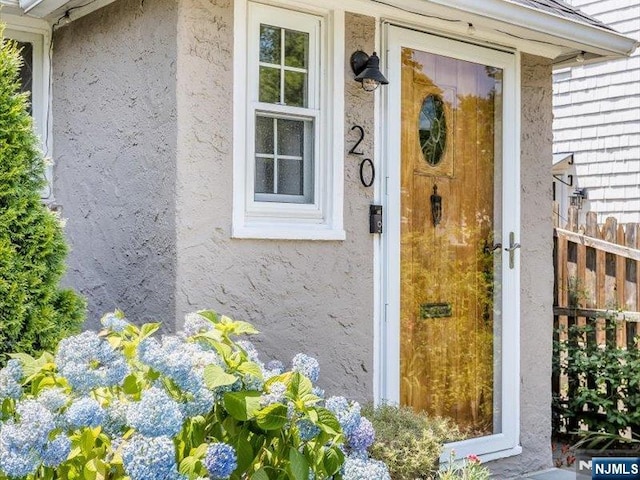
{"left": 376, "top": 23, "right": 522, "bottom": 462}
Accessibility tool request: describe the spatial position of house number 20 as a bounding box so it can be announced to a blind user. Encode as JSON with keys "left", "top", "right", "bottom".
{"left": 349, "top": 125, "right": 375, "bottom": 188}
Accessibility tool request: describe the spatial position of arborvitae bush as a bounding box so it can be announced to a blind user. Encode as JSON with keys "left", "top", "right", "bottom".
{"left": 0, "top": 27, "right": 85, "bottom": 363}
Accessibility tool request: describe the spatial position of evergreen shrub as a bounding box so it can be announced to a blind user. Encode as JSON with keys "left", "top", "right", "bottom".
{"left": 0, "top": 26, "right": 85, "bottom": 363}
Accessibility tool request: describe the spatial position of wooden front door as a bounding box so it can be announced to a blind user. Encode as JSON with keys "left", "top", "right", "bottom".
{"left": 399, "top": 45, "right": 504, "bottom": 439}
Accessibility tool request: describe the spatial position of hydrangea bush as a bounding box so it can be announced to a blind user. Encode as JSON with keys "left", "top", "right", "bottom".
{"left": 0, "top": 310, "right": 390, "bottom": 480}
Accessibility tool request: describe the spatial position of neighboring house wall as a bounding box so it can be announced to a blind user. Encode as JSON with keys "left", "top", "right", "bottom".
{"left": 553, "top": 0, "right": 640, "bottom": 223}
{"left": 52, "top": 0, "right": 178, "bottom": 330}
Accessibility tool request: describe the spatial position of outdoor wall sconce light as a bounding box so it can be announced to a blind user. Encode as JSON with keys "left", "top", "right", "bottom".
{"left": 350, "top": 51, "right": 389, "bottom": 92}
{"left": 569, "top": 188, "right": 587, "bottom": 210}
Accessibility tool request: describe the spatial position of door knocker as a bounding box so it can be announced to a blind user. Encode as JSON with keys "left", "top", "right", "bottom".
{"left": 430, "top": 185, "right": 442, "bottom": 227}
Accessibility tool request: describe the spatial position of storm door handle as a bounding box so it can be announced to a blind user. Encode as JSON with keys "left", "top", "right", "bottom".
{"left": 504, "top": 232, "right": 520, "bottom": 269}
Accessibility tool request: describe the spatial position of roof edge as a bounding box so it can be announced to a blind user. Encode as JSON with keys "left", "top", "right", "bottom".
{"left": 426, "top": 0, "right": 638, "bottom": 57}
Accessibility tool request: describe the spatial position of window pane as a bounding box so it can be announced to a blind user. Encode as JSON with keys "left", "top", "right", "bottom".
{"left": 259, "top": 67, "right": 281, "bottom": 104}
{"left": 260, "top": 25, "right": 281, "bottom": 64}
{"left": 278, "top": 159, "right": 303, "bottom": 195}
{"left": 15, "top": 41, "right": 33, "bottom": 114}
{"left": 284, "top": 71, "right": 306, "bottom": 107}
{"left": 255, "top": 158, "right": 275, "bottom": 194}
{"left": 284, "top": 30, "right": 308, "bottom": 68}
{"left": 255, "top": 116, "right": 274, "bottom": 154}
{"left": 277, "top": 119, "right": 303, "bottom": 156}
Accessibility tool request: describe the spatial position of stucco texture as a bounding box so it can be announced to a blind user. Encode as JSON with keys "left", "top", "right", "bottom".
{"left": 52, "top": 0, "right": 178, "bottom": 330}
{"left": 174, "top": 2, "right": 376, "bottom": 401}
{"left": 489, "top": 53, "right": 555, "bottom": 478}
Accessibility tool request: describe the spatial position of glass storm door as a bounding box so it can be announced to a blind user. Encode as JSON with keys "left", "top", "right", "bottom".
{"left": 383, "top": 26, "right": 520, "bottom": 457}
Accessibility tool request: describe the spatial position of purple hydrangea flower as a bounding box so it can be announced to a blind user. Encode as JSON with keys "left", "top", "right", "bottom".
{"left": 325, "top": 396, "right": 361, "bottom": 437}
{"left": 347, "top": 417, "right": 375, "bottom": 452}
{"left": 204, "top": 442, "right": 237, "bottom": 479}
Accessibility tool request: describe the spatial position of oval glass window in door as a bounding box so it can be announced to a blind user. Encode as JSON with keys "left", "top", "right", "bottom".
{"left": 419, "top": 94, "right": 446, "bottom": 166}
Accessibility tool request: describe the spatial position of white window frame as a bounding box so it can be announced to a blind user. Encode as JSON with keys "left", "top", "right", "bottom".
{"left": 232, "top": 0, "right": 345, "bottom": 240}
{"left": 2, "top": 14, "right": 53, "bottom": 201}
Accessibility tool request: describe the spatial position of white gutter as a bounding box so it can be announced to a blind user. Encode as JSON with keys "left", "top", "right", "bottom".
{"left": 19, "top": 0, "right": 70, "bottom": 16}
{"left": 425, "top": 0, "right": 638, "bottom": 57}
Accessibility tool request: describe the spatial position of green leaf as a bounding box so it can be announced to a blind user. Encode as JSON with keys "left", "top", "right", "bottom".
{"left": 315, "top": 408, "right": 341, "bottom": 435}
{"left": 122, "top": 374, "right": 140, "bottom": 395}
{"left": 323, "top": 446, "right": 344, "bottom": 476}
{"left": 256, "top": 403, "right": 288, "bottom": 431}
{"left": 197, "top": 310, "right": 220, "bottom": 324}
{"left": 288, "top": 373, "right": 313, "bottom": 400}
{"left": 287, "top": 448, "right": 309, "bottom": 480}
{"left": 235, "top": 435, "right": 255, "bottom": 474}
{"left": 223, "top": 391, "right": 262, "bottom": 421}
{"left": 204, "top": 364, "right": 238, "bottom": 389}
{"left": 179, "top": 456, "right": 199, "bottom": 476}
{"left": 252, "top": 468, "right": 269, "bottom": 480}
{"left": 140, "top": 322, "right": 161, "bottom": 339}
{"left": 237, "top": 361, "right": 264, "bottom": 379}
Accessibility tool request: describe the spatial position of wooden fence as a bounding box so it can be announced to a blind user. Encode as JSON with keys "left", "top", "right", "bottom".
{"left": 553, "top": 203, "right": 640, "bottom": 434}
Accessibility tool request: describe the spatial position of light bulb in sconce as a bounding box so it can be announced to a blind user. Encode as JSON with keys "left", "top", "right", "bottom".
{"left": 576, "top": 51, "right": 585, "bottom": 63}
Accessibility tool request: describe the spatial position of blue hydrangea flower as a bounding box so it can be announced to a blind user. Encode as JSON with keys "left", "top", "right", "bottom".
{"left": 347, "top": 417, "right": 375, "bottom": 452}
{"left": 41, "top": 434, "right": 71, "bottom": 467}
{"left": 122, "top": 435, "right": 178, "bottom": 480}
{"left": 0, "top": 359, "right": 23, "bottom": 400}
{"left": 342, "top": 456, "right": 391, "bottom": 480}
{"left": 237, "top": 340, "right": 261, "bottom": 363}
{"left": 0, "top": 421, "right": 41, "bottom": 478}
{"left": 127, "top": 386, "right": 184, "bottom": 438}
{"left": 183, "top": 312, "right": 213, "bottom": 336}
{"left": 179, "top": 387, "right": 215, "bottom": 418}
{"left": 297, "top": 419, "right": 321, "bottom": 441}
{"left": 101, "top": 312, "right": 130, "bottom": 332}
{"left": 138, "top": 337, "right": 202, "bottom": 393}
{"left": 292, "top": 353, "right": 320, "bottom": 383}
{"left": 325, "top": 396, "right": 361, "bottom": 437}
{"left": 56, "top": 331, "right": 129, "bottom": 391}
{"left": 16, "top": 399, "right": 56, "bottom": 447}
{"left": 65, "top": 397, "right": 106, "bottom": 429}
{"left": 263, "top": 359, "right": 284, "bottom": 380}
{"left": 260, "top": 381, "right": 286, "bottom": 406}
{"left": 103, "top": 399, "right": 129, "bottom": 436}
{"left": 204, "top": 442, "right": 237, "bottom": 479}
{"left": 38, "top": 387, "right": 69, "bottom": 413}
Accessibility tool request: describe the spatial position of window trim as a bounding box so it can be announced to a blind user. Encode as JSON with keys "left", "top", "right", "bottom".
{"left": 232, "top": 0, "right": 345, "bottom": 240}
{"left": 2, "top": 14, "right": 53, "bottom": 201}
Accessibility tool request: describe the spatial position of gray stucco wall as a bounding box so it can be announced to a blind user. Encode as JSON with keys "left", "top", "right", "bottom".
{"left": 489, "top": 53, "right": 554, "bottom": 478}
{"left": 52, "top": 0, "right": 178, "bottom": 330}
{"left": 174, "top": 2, "right": 376, "bottom": 401}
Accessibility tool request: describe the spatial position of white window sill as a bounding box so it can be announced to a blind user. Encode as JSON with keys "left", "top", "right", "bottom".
{"left": 232, "top": 224, "right": 345, "bottom": 241}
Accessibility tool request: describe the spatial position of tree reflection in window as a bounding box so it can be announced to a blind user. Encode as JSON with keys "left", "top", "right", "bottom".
{"left": 15, "top": 41, "right": 34, "bottom": 115}
{"left": 419, "top": 94, "right": 446, "bottom": 166}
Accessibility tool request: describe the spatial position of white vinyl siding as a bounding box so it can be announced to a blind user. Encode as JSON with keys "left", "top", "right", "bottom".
{"left": 553, "top": 0, "right": 640, "bottom": 223}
